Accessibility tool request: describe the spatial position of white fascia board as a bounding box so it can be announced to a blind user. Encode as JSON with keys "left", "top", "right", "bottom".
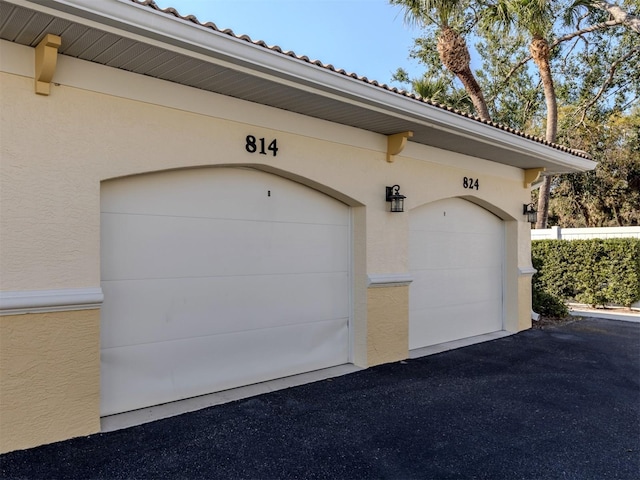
{"left": 18, "top": 0, "right": 596, "bottom": 173}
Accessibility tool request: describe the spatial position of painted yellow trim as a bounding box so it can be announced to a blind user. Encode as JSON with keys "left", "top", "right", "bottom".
{"left": 386, "top": 131, "right": 413, "bottom": 163}
{"left": 523, "top": 167, "right": 546, "bottom": 188}
{"left": 34, "top": 34, "right": 61, "bottom": 95}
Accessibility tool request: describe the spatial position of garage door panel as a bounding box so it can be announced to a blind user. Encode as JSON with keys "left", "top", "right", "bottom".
{"left": 101, "top": 168, "right": 351, "bottom": 416}
{"left": 410, "top": 266, "right": 503, "bottom": 311}
{"left": 411, "top": 199, "right": 501, "bottom": 235}
{"left": 101, "top": 169, "right": 349, "bottom": 227}
{"left": 101, "top": 214, "right": 349, "bottom": 281}
{"left": 409, "top": 299, "right": 503, "bottom": 349}
{"left": 410, "top": 198, "right": 503, "bottom": 348}
{"left": 101, "top": 272, "right": 349, "bottom": 349}
{"left": 101, "top": 317, "right": 349, "bottom": 416}
{"left": 410, "top": 232, "right": 503, "bottom": 271}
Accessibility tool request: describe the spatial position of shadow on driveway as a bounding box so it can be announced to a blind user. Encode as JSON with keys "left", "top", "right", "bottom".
{"left": 2, "top": 318, "right": 639, "bottom": 479}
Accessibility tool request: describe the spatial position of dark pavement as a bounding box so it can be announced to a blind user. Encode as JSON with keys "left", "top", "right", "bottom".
{"left": 1, "top": 317, "right": 639, "bottom": 479}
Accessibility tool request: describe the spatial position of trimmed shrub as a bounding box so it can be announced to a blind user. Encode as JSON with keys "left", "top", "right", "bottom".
{"left": 531, "top": 254, "right": 569, "bottom": 317}
{"left": 532, "top": 238, "right": 640, "bottom": 309}
{"left": 603, "top": 239, "right": 640, "bottom": 307}
{"left": 573, "top": 240, "right": 609, "bottom": 307}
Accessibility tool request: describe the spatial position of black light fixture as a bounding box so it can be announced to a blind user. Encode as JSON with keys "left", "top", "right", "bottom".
{"left": 386, "top": 185, "right": 406, "bottom": 213}
{"left": 523, "top": 203, "right": 538, "bottom": 224}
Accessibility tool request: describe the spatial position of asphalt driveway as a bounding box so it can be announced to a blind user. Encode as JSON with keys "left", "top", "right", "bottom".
{"left": 1, "top": 317, "right": 638, "bottom": 479}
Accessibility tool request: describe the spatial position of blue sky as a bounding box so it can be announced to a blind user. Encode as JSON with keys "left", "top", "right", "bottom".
{"left": 153, "top": 0, "right": 426, "bottom": 88}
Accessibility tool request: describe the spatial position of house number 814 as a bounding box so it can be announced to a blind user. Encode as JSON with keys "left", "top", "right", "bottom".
{"left": 463, "top": 177, "right": 479, "bottom": 190}
{"left": 246, "top": 135, "right": 278, "bottom": 156}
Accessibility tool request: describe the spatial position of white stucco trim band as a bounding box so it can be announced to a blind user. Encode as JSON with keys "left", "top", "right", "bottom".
{"left": 0, "top": 288, "right": 104, "bottom": 315}
{"left": 367, "top": 273, "right": 414, "bottom": 288}
{"left": 518, "top": 267, "right": 537, "bottom": 276}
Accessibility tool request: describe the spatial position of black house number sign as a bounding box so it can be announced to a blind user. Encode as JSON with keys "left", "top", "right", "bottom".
{"left": 245, "top": 135, "right": 278, "bottom": 157}
{"left": 463, "top": 176, "right": 479, "bottom": 190}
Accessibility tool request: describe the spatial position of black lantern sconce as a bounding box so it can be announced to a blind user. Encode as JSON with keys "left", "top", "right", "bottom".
{"left": 523, "top": 203, "right": 538, "bottom": 224}
{"left": 386, "top": 185, "right": 406, "bottom": 213}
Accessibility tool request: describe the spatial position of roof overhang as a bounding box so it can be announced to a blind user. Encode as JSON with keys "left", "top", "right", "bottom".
{"left": 1, "top": 0, "right": 596, "bottom": 174}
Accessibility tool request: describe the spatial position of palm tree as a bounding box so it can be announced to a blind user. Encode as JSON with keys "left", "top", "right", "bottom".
{"left": 412, "top": 76, "right": 450, "bottom": 100}
{"left": 391, "top": 0, "right": 492, "bottom": 121}
{"left": 481, "top": 0, "right": 557, "bottom": 228}
{"left": 412, "top": 76, "right": 474, "bottom": 112}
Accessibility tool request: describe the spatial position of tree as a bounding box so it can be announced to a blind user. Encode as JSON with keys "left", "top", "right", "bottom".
{"left": 589, "top": 1, "right": 640, "bottom": 33}
{"left": 479, "top": 0, "right": 558, "bottom": 229}
{"left": 391, "top": 68, "right": 475, "bottom": 111}
{"left": 390, "top": 0, "right": 492, "bottom": 120}
{"left": 550, "top": 108, "right": 640, "bottom": 227}
{"left": 392, "top": 0, "right": 640, "bottom": 227}
{"left": 548, "top": 1, "right": 640, "bottom": 227}
{"left": 475, "top": 30, "right": 543, "bottom": 130}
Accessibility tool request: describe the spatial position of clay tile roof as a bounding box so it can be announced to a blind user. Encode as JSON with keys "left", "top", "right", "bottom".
{"left": 131, "top": 0, "right": 591, "bottom": 160}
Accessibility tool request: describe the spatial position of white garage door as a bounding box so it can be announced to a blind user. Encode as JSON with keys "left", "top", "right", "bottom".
{"left": 409, "top": 197, "right": 504, "bottom": 349}
{"left": 100, "top": 168, "right": 350, "bottom": 416}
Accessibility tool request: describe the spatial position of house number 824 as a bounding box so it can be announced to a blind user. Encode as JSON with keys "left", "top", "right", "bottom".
{"left": 463, "top": 176, "right": 479, "bottom": 190}
{"left": 246, "top": 135, "right": 278, "bottom": 156}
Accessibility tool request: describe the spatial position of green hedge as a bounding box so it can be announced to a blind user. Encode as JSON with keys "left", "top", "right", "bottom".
{"left": 532, "top": 238, "right": 640, "bottom": 309}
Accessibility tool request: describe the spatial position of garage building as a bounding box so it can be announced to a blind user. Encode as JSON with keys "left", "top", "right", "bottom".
{"left": 0, "top": 0, "right": 595, "bottom": 453}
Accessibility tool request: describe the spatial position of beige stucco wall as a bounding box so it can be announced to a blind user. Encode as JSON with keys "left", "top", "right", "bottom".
{"left": 0, "top": 310, "right": 101, "bottom": 453}
{"left": 0, "top": 40, "right": 530, "bottom": 292}
{"left": 367, "top": 286, "right": 410, "bottom": 366}
{"left": 0, "top": 39, "right": 534, "bottom": 452}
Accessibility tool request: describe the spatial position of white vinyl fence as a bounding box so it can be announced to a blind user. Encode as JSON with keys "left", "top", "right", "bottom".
{"left": 531, "top": 226, "right": 640, "bottom": 241}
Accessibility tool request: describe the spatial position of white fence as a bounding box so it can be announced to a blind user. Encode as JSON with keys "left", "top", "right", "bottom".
{"left": 531, "top": 226, "right": 640, "bottom": 241}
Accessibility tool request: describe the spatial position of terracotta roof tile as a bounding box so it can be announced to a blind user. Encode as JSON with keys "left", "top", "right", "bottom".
{"left": 131, "top": 0, "right": 590, "bottom": 160}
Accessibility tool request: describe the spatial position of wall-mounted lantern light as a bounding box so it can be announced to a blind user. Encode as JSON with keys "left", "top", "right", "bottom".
{"left": 386, "top": 185, "right": 406, "bottom": 213}
{"left": 523, "top": 203, "right": 538, "bottom": 224}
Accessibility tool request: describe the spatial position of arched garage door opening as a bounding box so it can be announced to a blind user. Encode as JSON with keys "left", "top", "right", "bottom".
{"left": 409, "top": 197, "right": 504, "bottom": 349}
{"left": 100, "top": 167, "right": 351, "bottom": 416}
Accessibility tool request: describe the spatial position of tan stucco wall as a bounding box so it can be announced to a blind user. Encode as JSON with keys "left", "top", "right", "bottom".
{"left": 367, "top": 286, "right": 409, "bottom": 366}
{"left": 0, "top": 310, "right": 101, "bottom": 454}
{"left": 0, "top": 39, "right": 535, "bottom": 451}
{"left": 518, "top": 275, "right": 535, "bottom": 331}
{"left": 518, "top": 221, "right": 536, "bottom": 331}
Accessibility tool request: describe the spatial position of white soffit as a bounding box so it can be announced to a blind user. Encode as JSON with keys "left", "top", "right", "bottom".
{"left": 2, "top": 0, "right": 596, "bottom": 174}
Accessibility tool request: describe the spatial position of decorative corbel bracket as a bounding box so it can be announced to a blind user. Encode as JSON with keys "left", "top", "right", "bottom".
{"left": 386, "top": 131, "right": 413, "bottom": 163}
{"left": 35, "top": 34, "right": 62, "bottom": 95}
{"left": 524, "top": 167, "right": 546, "bottom": 188}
